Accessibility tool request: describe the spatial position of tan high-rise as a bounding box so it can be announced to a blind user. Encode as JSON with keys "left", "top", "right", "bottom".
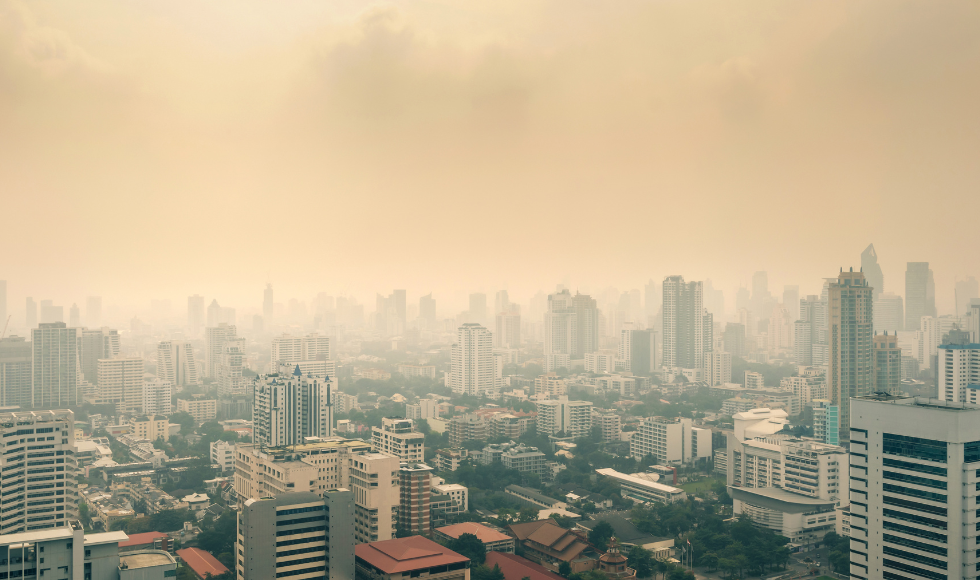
{"left": 828, "top": 269, "right": 873, "bottom": 437}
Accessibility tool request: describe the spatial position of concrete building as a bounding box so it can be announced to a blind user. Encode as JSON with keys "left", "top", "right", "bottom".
{"left": 662, "top": 276, "right": 704, "bottom": 371}
{"left": 176, "top": 397, "right": 217, "bottom": 424}
{"left": 432, "top": 483, "right": 468, "bottom": 512}
{"left": 594, "top": 468, "right": 687, "bottom": 505}
{"left": 495, "top": 307, "right": 522, "bottom": 349}
{"left": 130, "top": 415, "right": 169, "bottom": 442}
{"left": 872, "top": 332, "right": 902, "bottom": 396}
{"left": 937, "top": 343, "right": 980, "bottom": 404}
{"left": 544, "top": 290, "right": 576, "bottom": 367}
{"left": 450, "top": 324, "right": 496, "bottom": 396}
{"left": 350, "top": 453, "right": 401, "bottom": 544}
{"left": 434, "top": 522, "right": 513, "bottom": 553}
{"left": 849, "top": 394, "right": 980, "bottom": 580}
{"left": 874, "top": 292, "right": 904, "bottom": 333}
{"left": 585, "top": 351, "right": 617, "bottom": 374}
{"left": 204, "top": 323, "right": 237, "bottom": 379}
{"left": 619, "top": 327, "right": 656, "bottom": 375}
{"left": 156, "top": 341, "right": 199, "bottom": 387}
{"left": 536, "top": 398, "right": 593, "bottom": 438}
{"left": 595, "top": 413, "right": 622, "bottom": 443}
{"left": 253, "top": 370, "right": 337, "bottom": 447}
{"left": 372, "top": 418, "right": 424, "bottom": 462}
{"left": 406, "top": 399, "right": 439, "bottom": 420}
{"left": 0, "top": 336, "right": 32, "bottom": 408}
{"left": 142, "top": 378, "right": 173, "bottom": 416}
{"left": 780, "top": 374, "right": 827, "bottom": 406}
{"left": 0, "top": 410, "right": 78, "bottom": 534}
{"left": 811, "top": 400, "right": 839, "bottom": 446}
{"left": 905, "top": 262, "right": 936, "bottom": 331}
{"left": 271, "top": 332, "right": 332, "bottom": 366}
{"left": 97, "top": 357, "right": 144, "bottom": 414}
{"left": 448, "top": 414, "right": 487, "bottom": 448}
{"left": 80, "top": 327, "right": 120, "bottom": 386}
{"left": 216, "top": 337, "right": 247, "bottom": 397}
{"left": 354, "top": 536, "right": 469, "bottom": 580}
{"left": 32, "top": 322, "right": 80, "bottom": 407}
{"left": 705, "top": 351, "right": 732, "bottom": 386}
{"left": 397, "top": 463, "right": 433, "bottom": 535}
{"left": 211, "top": 439, "right": 235, "bottom": 472}
{"left": 828, "top": 269, "right": 873, "bottom": 436}
{"left": 629, "top": 416, "right": 711, "bottom": 465}
{"left": 397, "top": 365, "right": 436, "bottom": 379}
{"left": 499, "top": 444, "right": 547, "bottom": 476}
{"left": 238, "top": 490, "right": 354, "bottom": 580}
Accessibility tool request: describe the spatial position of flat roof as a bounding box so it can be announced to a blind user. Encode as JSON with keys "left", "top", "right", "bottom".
{"left": 355, "top": 536, "right": 469, "bottom": 574}
{"left": 119, "top": 551, "right": 176, "bottom": 569}
{"left": 0, "top": 528, "right": 74, "bottom": 545}
{"left": 85, "top": 531, "right": 130, "bottom": 546}
{"left": 119, "top": 532, "right": 169, "bottom": 547}
{"left": 435, "top": 523, "right": 511, "bottom": 544}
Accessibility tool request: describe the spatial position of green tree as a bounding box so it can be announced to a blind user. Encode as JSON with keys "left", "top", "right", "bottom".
{"left": 558, "top": 562, "right": 572, "bottom": 578}
{"left": 518, "top": 507, "right": 537, "bottom": 522}
{"left": 447, "top": 533, "right": 486, "bottom": 565}
{"left": 169, "top": 412, "right": 196, "bottom": 432}
{"left": 626, "top": 546, "right": 654, "bottom": 578}
{"left": 588, "top": 521, "right": 614, "bottom": 552}
{"left": 700, "top": 553, "right": 719, "bottom": 573}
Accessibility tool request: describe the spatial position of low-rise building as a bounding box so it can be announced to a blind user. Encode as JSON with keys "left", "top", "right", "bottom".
{"left": 434, "top": 522, "right": 514, "bottom": 553}
{"left": 130, "top": 415, "right": 169, "bottom": 443}
{"left": 432, "top": 483, "right": 469, "bottom": 512}
{"left": 728, "top": 486, "right": 837, "bottom": 548}
{"left": 355, "top": 536, "right": 470, "bottom": 580}
{"left": 507, "top": 519, "right": 595, "bottom": 574}
{"left": 594, "top": 468, "right": 687, "bottom": 505}
{"left": 209, "top": 440, "right": 235, "bottom": 472}
{"left": 504, "top": 485, "right": 567, "bottom": 510}
{"left": 434, "top": 448, "right": 468, "bottom": 472}
{"left": 176, "top": 547, "right": 230, "bottom": 580}
{"left": 176, "top": 398, "right": 217, "bottom": 424}
{"left": 398, "top": 364, "right": 437, "bottom": 379}
{"left": 595, "top": 413, "right": 621, "bottom": 442}
{"left": 629, "top": 416, "right": 711, "bottom": 465}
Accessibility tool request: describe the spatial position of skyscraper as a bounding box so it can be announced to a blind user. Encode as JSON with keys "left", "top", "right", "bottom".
{"left": 782, "top": 285, "right": 800, "bottom": 322}
{"left": 85, "top": 296, "right": 101, "bottom": 327}
{"left": 469, "top": 292, "right": 487, "bottom": 324}
{"left": 0, "top": 336, "right": 32, "bottom": 408}
{"left": 662, "top": 276, "right": 704, "bottom": 370}
{"left": 871, "top": 332, "right": 902, "bottom": 396}
{"left": 827, "top": 269, "right": 873, "bottom": 436}
{"left": 252, "top": 370, "right": 337, "bottom": 446}
{"left": 97, "top": 357, "right": 144, "bottom": 414}
{"left": 860, "top": 243, "right": 884, "bottom": 297}
{"left": 32, "top": 322, "right": 80, "bottom": 407}
{"left": 873, "top": 291, "right": 904, "bottom": 333}
{"left": 450, "top": 323, "right": 495, "bottom": 396}
{"left": 25, "top": 297, "right": 37, "bottom": 330}
{"left": 494, "top": 306, "right": 521, "bottom": 348}
{"left": 955, "top": 276, "right": 979, "bottom": 316}
{"left": 217, "top": 337, "right": 247, "bottom": 396}
{"left": 620, "top": 327, "right": 656, "bottom": 374}
{"left": 39, "top": 300, "right": 63, "bottom": 324}
{"left": 544, "top": 290, "right": 576, "bottom": 365}
{"left": 419, "top": 293, "right": 436, "bottom": 328}
{"left": 157, "top": 341, "right": 200, "bottom": 386}
{"left": 206, "top": 299, "right": 223, "bottom": 327}
{"left": 905, "top": 262, "right": 936, "bottom": 330}
{"left": 494, "top": 290, "right": 510, "bottom": 316}
{"left": 573, "top": 293, "right": 599, "bottom": 357}
{"left": 80, "top": 327, "right": 120, "bottom": 386}
{"left": 799, "top": 295, "right": 828, "bottom": 366}
{"left": 263, "top": 283, "right": 273, "bottom": 321}
{"left": 937, "top": 342, "right": 980, "bottom": 403}
{"left": 187, "top": 294, "right": 204, "bottom": 335}
{"left": 205, "top": 323, "right": 237, "bottom": 379}
{"left": 722, "top": 323, "right": 746, "bottom": 359}
{"left": 751, "top": 271, "right": 772, "bottom": 318}
{"left": 272, "top": 333, "right": 331, "bottom": 365}
{"left": 68, "top": 304, "right": 80, "bottom": 327}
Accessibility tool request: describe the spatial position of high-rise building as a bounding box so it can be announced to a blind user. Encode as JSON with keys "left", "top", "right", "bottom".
{"left": 793, "top": 320, "right": 812, "bottom": 365}
{"left": 271, "top": 333, "right": 331, "bottom": 365}
{"left": 0, "top": 280, "right": 5, "bottom": 329}
{"left": 849, "top": 394, "right": 980, "bottom": 580}
{"left": 398, "top": 463, "right": 433, "bottom": 535}
{"left": 372, "top": 417, "right": 424, "bottom": 462}
{"left": 419, "top": 293, "right": 436, "bottom": 328}
{"left": 905, "top": 262, "right": 936, "bottom": 330}
{"left": 723, "top": 323, "right": 746, "bottom": 359}
{"left": 237, "top": 490, "right": 354, "bottom": 580}
{"left": 937, "top": 343, "right": 980, "bottom": 403}
{"left": 751, "top": 271, "right": 772, "bottom": 318}
{"left": 535, "top": 397, "right": 593, "bottom": 438}
{"left": 874, "top": 291, "right": 904, "bottom": 333}
{"left": 96, "top": 357, "right": 144, "bottom": 414}
{"left": 544, "top": 290, "right": 576, "bottom": 363}
{"left": 705, "top": 351, "right": 732, "bottom": 386}
{"left": 573, "top": 293, "right": 599, "bottom": 357}
{"left": 85, "top": 296, "right": 101, "bottom": 327}
{"left": 252, "top": 369, "right": 337, "bottom": 447}
{"left": 662, "top": 276, "right": 704, "bottom": 370}
{"left": 810, "top": 400, "right": 839, "bottom": 446}
{"left": 955, "top": 276, "right": 979, "bottom": 316}
{"left": 32, "top": 322, "right": 79, "bottom": 407}
{"left": 630, "top": 416, "right": 711, "bottom": 464}
{"left": 350, "top": 452, "right": 400, "bottom": 544}
{"left": 0, "top": 410, "right": 78, "bottom": 534}
{"left": 860, "top": 243, "right": 884, "bottom": 297}
{"left": 142, "top": 377, "right": 173, "bottom": 415}
{"left": 25, "top": 297, "right": 37, "bottom": 330}
{"left": 449, "top": 323, "right": 495, "bottom": 396}
{"left": 157, "top": 341, "right": 199, "bottom": 386}
{"left": 827, "top": 269, "right": 874, "bottom": 436}
{"left": 469, "top": 293, "right": 487, "bottom": 325}
{"left": 80, "top": 327, "right": 120, "bottom": 386}
{"left": 0, "top": 336, "right": 32, "bottom": 408}
{"left": 263, "top": 283, "right": 273, "bottom": 321}
{"left": 799, "top": 295, "right": 828, "bottom": 366}
{"left": 782, "top": 285, "right": 800, "bottom": 322}
{"left": 39, "top": 300, "right": 63, "bottom": 324}
{"left": 187, "top": 294, "right": 204, "bottom": 335}
{"left": 872, "top": 332, "right": 902, "bottom": 397}
{"left": 217, "top": 337, "right": 247, "bottom": 396}
{"left": 68, "top": 303, "right": 80, "bottom": 327}
{"left": 619, "top": 327, "right": 656, "bottom": 374}
{"left": 494, "top": 306, "right": 521, "bottom": 348}
{"left": 205, "top": 323, "right": 237, "bottom": 379}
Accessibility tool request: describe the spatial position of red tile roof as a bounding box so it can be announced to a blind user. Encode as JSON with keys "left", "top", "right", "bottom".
{"left": 176, "top": 548, "right": 229, "bottom": 579}
{"left": 355, "top": 536, "right": 470, "bottom": 574}
{"left": 119, "top": 531, "right": 169, "bottom": 547}
{"left": 435, "top": 523, "right": 512, "bottom": 544}
{"left": 486, "top": 552, "right": 566, "bottom": 580}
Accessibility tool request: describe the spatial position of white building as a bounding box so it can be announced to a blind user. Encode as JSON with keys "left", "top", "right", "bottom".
{"left": 371, "top": 417, "right": 424, "bottom": 462}
{"left": 595, "top": 412, "right": 622, "bottom": 442}
{"left": 705, "top": 351, "right": 732, "bottom": 386}
{"left": 780, "top": 374, "right": 827, "bottom": 406}
{"left": 629, "top": 416, "right": 711, "bottom": 464}
{"left": 156, "top": 340, "right": 199, "bottom": 386}
{"left": 850, "top": 394, "right": 980, "bottom": 580}
{"left": 495, "top": 308, "right": 521, "bottom": 349}
{"left": 211, "top": 439, "right": 235, "bottom": 472}
{"left": 217, "top": 337, "right": 247, "bottom": 396}
{"left": 594, "top": 468, "right": 687, "bottom": 505}
{"left": 96, "top": 357, "right": 144, "bottom": 414}
{"left": 176, "top": 397, "right": 217, "bottom": 424}
{"left": 544, "top": 290, "right": 577, "bottom": 362}
{"left": 432, "top": 482, "right": 469, "bottom": 512}
{"left": 205, "top": 323, "right": 237, "bottom": 379}
{"left": 142, "top": 377, "right": 173, "bottom": 415}
{"left": 937, "top": 343, "right": 980, "bottom": 403}
{"left": 536, "top": 397, "right": 593, "bottom": 438}
{"left": 450, "top": 323, "right": 496, "bottom": 396}
{"left": 406, "top": 398, "right": 439, "bottom": 420}
{"left": 585, "top": 350, "right": 617, "bottom": 374}
{"left": 662, "top": 276, "right": 705, "bottom": 371}
{"left": 397, "top": 364, "right": 436, "bottom": 379}
{"left": 349, "top": 452, "right": 401, "bottom": 544}
{"left": 271, "top": 332, "right": 332, "bottom": 364}
{"left": 252, "top": 370, "right": 337, "bottom": 447}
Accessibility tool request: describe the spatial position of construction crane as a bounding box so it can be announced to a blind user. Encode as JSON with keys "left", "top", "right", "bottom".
{"left": 0, "top": 315, "right": 9, "bottom": 340}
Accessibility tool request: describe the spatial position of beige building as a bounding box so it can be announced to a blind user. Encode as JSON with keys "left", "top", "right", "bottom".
{"left": 96, "top": 357, "right": 144, "bottom": 414}
{"left": 397, "top": 364, "right": 436, "bottom": 379}
{"left": 828, "top": 269, "right": 873, "bottom": 435}
{"left": 372, "top": 417, "right": 424, "bottom": 462}
{"left": 350, "top": 452, "right": 400, "bottom": 544}
{"left": 177, "top": 397, "right": 217, "bottom": 424}
{"left": 130, "top": 415, "right": 169, "bottom": 442}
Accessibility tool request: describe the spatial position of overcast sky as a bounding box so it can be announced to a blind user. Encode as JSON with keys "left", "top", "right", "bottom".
{"left": 2, "top": 0, "right": 978, "bottom": 315}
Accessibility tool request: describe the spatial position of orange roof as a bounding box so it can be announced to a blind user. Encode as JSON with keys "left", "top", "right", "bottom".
{"left": 435, "top": 523, "right": 512, "bottom": 544}
{"left": 176, "top": 548, "right": 229, "bottom": 579}
{"left": 355, "top": 536, "right": 469, "bottom": 574}
{"left": 119, "top": 531, "right": 168, "bottom": 547}
{"left": 486, "top": 552, "right": 566, "bottom": 580}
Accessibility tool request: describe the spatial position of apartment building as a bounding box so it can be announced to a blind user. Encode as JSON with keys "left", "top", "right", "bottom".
{"left": 372, "top": 418, "right": 424, "bottom": 462}
{"left": 177, "top": 397, "right": 217, "bottom": 424}
{"left": 536, "top": 397, "right": 593, "bottom": 438}
{"left": 629, "top": 416, "right": 711, "bottom": 465}
{"left": 349, "top": 452, "right": 400, "bottom": 544}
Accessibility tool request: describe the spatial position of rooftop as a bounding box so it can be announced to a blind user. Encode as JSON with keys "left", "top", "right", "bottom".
{"left": 176, "top": 548, "right": 229, "bottom": 578}
{"left": 118, "top": 531, "right": 169, "bottom": 548}
{"left": 728, "top": 486, "right": 835, "bottom": 513}
{"left": 485, "top": 552, "right": 566, "bottom": 580}
{"left": 119, "top": 550, "right": 176, "bottom": 570}
{"left": 355, "top": 536, "right": 469, "bottom": 574}
{"left": 594, "top": 469, "right": 683, "bottom": 494}
{"left": 435, "top": 523, "right": 511, "bottom": 544}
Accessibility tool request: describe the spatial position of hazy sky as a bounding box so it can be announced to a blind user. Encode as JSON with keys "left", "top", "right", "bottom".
{"left": 2, "top": 0, "right": 979, "bottom": 314}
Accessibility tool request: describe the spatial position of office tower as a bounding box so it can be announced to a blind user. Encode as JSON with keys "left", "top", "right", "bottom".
{"left": 704, "top": 279, "right": 726, "bottom": 323}
{"left": 874, "top": 292, "right": 904, "bottom": 333}
{"left": 85, "top": 296, "right": 101, "bottom": 327}
{"left": 25, "top": 297, "right": 37, "bottom": 329}
{"left": 956, "top": 276, "right": 979, "bottom": 315}
{"left": 793, "top": 321, "right": 812, "bottom": 365}
{"left": 905, "top": 262, "right": 936, "bottom": 330}
{"left": 782, "top": 285, "right": 800, "bottom": 322}
{"left": 768, "top": 304, "right": 790, "bottom": 355}
{"left": 449, "top": 323, "right": 495, "bottom": 396}
{"left": 80, "top": 327, "right": 120, "bottom": 385}
{"left": 0, "top": 410, "right": 78, "bottom": 533}
{"left": 705, "top": 351, "right": 732, "bottom": 386}
{"left": 372, "top": 417, "right": 424, "bottom": 461}
{"left": 419, "top": 293, "right": 436, "bottom": 328}
{"left": 97, "top": 357, "right": 144, "bottom": 414}
{"left": 494, "top": 306, "right": 521, "bottom": 348}
{"left": 630, "top": 416, "right": 711, "bottom": 464}
{"left": 271, "top": 332, "right": 331, "bottom": 364}
{"left": 535, "top": 397, "right": 593, "bottom": 438}
{"left": 237, "top": 490, "right": 355, "bottom": 580}
{"left": 31, "top": 322, "right": 79, "bottom": 407}
{"left": 937, "top": 343, "right": 980, "bottom": 403}
{"left": 217, "top": 337, "right": 247, "bottom": 396}
{"left": 751, "top": 271, "right": 772, "bottom": 317}
{"left": 349, "top": 453, "right": 400, "bottom": 543}
{"left": 799, "top": 295, "right": 828, "bottom": 366}
{"left": 918, "top": 315, "right": 963, "bottom": 371}
{"left": 620, "top": 327, "right": 656, "bottom": 374}
{"left": 143, "top": 377, "right": 173, "bottom": 415}
{"left": 544, "top": 290, "right": 576, "bottom": 365}
{"left": 860, "top": 243, "right": 884, "bottom": 297}
{"left": 827, "top": 269, "right": 873, "bottom": 436}
{"left": 39, "top": 300, "right": 63, "bottom": 324}
{"left": 157, "top": 341, "right": 199, "bottom": 386}
{"left": 205, "top": 323, "right": 237, "bottom": 379}
{"left": 206, "top": 299, "right": 223, "bottom": 327}
{"left": 187, "top": 294, "right": 204, "bottom": 335}
{"left": 644, "top": 279, "right": 660, "bottom": 319}
{"left": 494, "top": 290, "right": 510, "bottom": 316}
{"left": 263, "top": 283, "right": 273, "bottom": 321}
{"left": 722, "top": 323, "right": 746, "bottom": 359}
{"left": 662, "top": 276, "right": 704, "bottom": 370}
{"left": 0, "top": 336, "right": 32, "bottom": 408}
{"left": 573, "top": 293, "right": 599, "bottom": 357}
{"left": 469, "top": 293, "right": 487, "bottom": 324}
{"left": 871, "top": 332, "right": 902, "bottom": 396}
{"left": 252, "top": 370, "right": 337, "bottom": 446}
{"left": 398, "top": 463, "right": 433, "bottom": 535}
{"left": 849, "top": 394, "right": 980, "bottom": 580}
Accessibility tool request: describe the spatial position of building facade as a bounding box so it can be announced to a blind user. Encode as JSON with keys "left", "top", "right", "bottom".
{"left": 450, "top": 324, "right": 496, "bottom": 396}
{"left": 32, "top": 322, "right": 79, "bottom": 407}
{"left": 828, "top": 269, "right": 873, "bottom": 436}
